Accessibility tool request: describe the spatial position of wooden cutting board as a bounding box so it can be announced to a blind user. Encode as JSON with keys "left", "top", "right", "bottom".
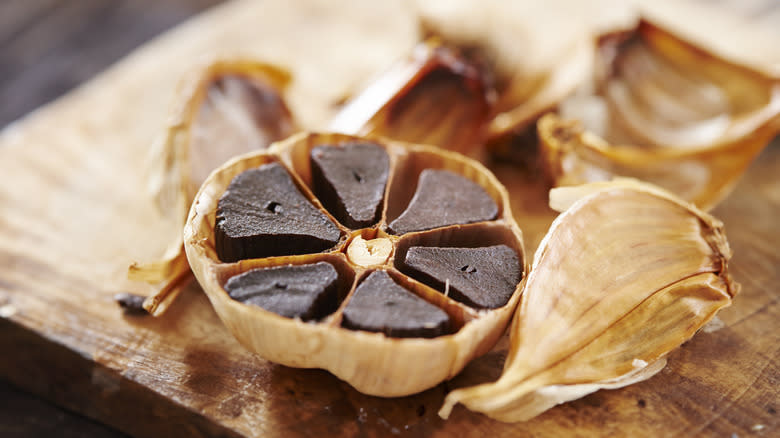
{"left": 0, "top": 1, "right": 777, "bottom": 437}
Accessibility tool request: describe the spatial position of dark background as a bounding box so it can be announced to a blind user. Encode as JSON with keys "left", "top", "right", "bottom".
{"left": 0, "top": 0, "right": 223, "bottom": 127}
{"left": 0, "top": 1, "right": 223, "bottom": 436}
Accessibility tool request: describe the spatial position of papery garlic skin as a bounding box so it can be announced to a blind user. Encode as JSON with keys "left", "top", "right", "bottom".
{"left": 329, "top": 39, "right": 493, "bottom": 155}
{"left": 183, "top": 132, "right": 530, "bottom": 397}
{"left": 440, "top": 179, "right": 737, "bottom": 422}
{"left": 128, "top": 59, "right": 296, "bottom": 315}
{"left": 539, "top": 19, "right": 780, "bottom": 211}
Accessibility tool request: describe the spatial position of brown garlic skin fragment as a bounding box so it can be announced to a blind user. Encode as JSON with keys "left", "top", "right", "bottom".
{"left": 149, "top": 58, "right": 296, "bottom": 217}
{"left": 329, "top": 39, "right": 494, "bottom": 155}
{"left": 127, "top": 58, "right": 296, "bottom": 315}
{"left": 184, "top": 132, "right": 528, "bottom": 397}
{"left": 439, "top": 178, "right": 737, "bottom": 422}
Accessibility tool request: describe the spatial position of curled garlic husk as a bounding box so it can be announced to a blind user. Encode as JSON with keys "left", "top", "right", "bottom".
{"left": 329, "top": 38, "right": 494, "bottom": 155}
{"left": 418, "top": 2, "right": 780, "bottom": 209}
{"left": 540, "top": 21, "right": 780, "bottom": 210}
{"left": 439, "top": 178, "right": 737, "bottom": 422}
{"left": 413, "top": 0, "right": 636, "bottom": 141}
{"left": 128, "top": 58, "right": 296, "bottom": 315}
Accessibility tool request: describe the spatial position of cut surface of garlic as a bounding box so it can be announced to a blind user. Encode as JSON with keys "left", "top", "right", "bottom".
{"left": 439, "top": 178, "right": 737, "bottom": 422}
{"left": 184, "top": 132, "right": 528, "bottom": 396}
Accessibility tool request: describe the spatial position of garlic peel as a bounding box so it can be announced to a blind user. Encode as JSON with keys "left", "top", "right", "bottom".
{"left": 128, "top": 57, "right": 296, "bottom": 315}
{"left": 488, "top": 37, "right": 595, "bottom": 140}
{"left": 414, "top": 0, "right": 637, "bottom": 132}
{"left": 440, "top": 179, "right": 736, "bottom": 421}
{"left": 151, "top": 58, "right": 294, "bottom": 216}
{"left": 540, "top": 19, "right": 780, "bottom": 210}
{"left": 329, "top": 39, "right": 493, "bottom": 154}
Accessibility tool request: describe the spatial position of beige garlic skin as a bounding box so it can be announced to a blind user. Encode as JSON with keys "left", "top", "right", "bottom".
{"left": 418, "top": 1, "right": 780, "bottom": 210}
{"left": 128, "top": 58, "right": 296, "bottom": 315}
{"left": 183, "top": 132, "right": 528, "bottom": 397}
{"left": 439, "top": 178, "right": 737, "bottom": 422}
{"left": 539, "top": 21, "right": 780, "bottom": 210}
{"left": 414, "top": 0, "right": 636, "bottom": 142}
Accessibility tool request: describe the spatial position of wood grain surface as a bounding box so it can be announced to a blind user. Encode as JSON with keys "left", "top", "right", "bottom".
{"left": 0, "top": 1, "right": 222, "bottom": 437}
{"left": 0, "top": 1, "right": 777, "bottom": 438}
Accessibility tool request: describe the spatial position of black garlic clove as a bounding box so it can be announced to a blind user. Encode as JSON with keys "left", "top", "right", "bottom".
{"left": 224, "top": 262, "right": 340, "bottom": 320}
{"left": 342, "top": 270, "right": 451, "bottom": 338}
{"left": 387, "top": 169, "right": 497, "bottom": 235}
{"left": 215, "top": 162, "right": 341, "bottom": 262}
{"left": 310, "top": 142, "right": 390, "bottom": 228}
{"left": 400, "top": 245, "right": 520, "bottom": 309}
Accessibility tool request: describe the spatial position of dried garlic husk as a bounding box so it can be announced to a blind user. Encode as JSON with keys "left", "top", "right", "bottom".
{"left": 329, "top": 39, "right": 494, "bottom": 155}
{"left": 184, "top": 132, "right": 528, "bottom": 396}
{"left": 540, "top": 21, "right": 780, "bottom": 210}
{"left": 129, "top": 58, "right": 296, "bottom": 315}
{"left": 439, "top": 178, "right": 737, "bottom": 422}
{"left": 418, "top": 2, "right": 780, "bottom": 205}
{"left": 413, "top": 0, "right": 636, "bottom": 142}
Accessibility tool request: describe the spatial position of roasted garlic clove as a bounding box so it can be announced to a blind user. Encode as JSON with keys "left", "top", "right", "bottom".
{"left": 184, "top": 132, "right": 528, "bottom": 396}
{"left": 129, "top": 58, "right": 296, "bottom": 315}
{"left": 439, "top": 178, "right": 737, "bottom": 422}
{"left": 329, "top": 39, "right": 494, "bottom": 155}
{"left": 540, "top": 21, "right": 780, "bottom": 210}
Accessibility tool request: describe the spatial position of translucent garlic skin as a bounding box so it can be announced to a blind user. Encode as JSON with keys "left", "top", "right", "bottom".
{"left": 416, "top": 1, "right": 780, "bottom": 211}
{"left": 539, "top": 21, "right": 780, "bottom": 211}
{"left": 329, "top": 39, "right": 494, "bottom": 156}
{"left": 440, "top": 179, "right": 737, "bottom": 422}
